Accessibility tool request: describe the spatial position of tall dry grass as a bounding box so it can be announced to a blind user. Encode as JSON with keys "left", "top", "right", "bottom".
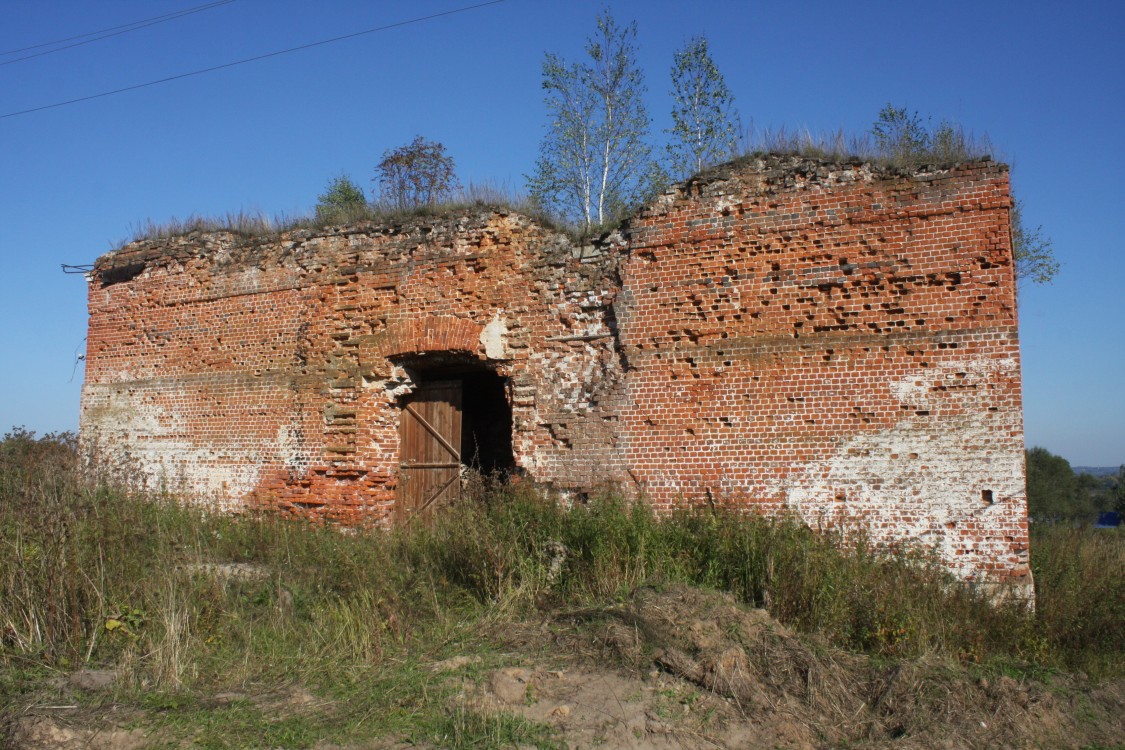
{"left": 121, "top": 180, "right": 561, "bottom": 248}
{"left": 2, "top": 429, "right": 1120, "bottom": 699}
{"left": 736, "top": 123, "right": 995, "bottom": 170}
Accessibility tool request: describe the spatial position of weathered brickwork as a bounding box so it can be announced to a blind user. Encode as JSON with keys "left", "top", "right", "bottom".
{"left": 83, "top": 213, "right": 623, "bottom": 521}
{"left": 81, "top": 155, "right": 1029, "bottom": 594}
{"left": 616, "top": 158, "right": 1026, "bottom": 589}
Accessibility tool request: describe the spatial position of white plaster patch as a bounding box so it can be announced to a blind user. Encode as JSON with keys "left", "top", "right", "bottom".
{"left": 713, "top": 193, "right": 738, "bottom": 215}
{"left": 82, "top": 384, "right": 269, "bottom": 509}
{"left": 480, "top": 313, "right": 511, "bottom": 360}
{"left": 276, "top": 423, "right": 302, "bottom": 468}
{"left": 889, "top": 356, "right": 1017, "bottom": 410}
{"left": 770, "top": 356, "right": 1026, "bottom": 581}
{"left": 779, "top": 414, "right": 1023, "bottom": 572}
{"left": 87, "top": 431, "right": 262, "bottom": 510}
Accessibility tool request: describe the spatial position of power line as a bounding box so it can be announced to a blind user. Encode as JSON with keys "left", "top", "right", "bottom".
{"left": 0, "top": 0, "right": 507, "bottom": 121}
{"left": 0, "top": 0, "right": 237, "bottom": 59}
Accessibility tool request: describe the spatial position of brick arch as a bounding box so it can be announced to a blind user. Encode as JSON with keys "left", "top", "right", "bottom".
{"left": 375, "top": 316, "right": 483, "bottom": 358}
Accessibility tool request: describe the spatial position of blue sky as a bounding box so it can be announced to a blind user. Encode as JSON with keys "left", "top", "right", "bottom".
{"left": 1, "top": 0, "right": 1122, "bottom": 466}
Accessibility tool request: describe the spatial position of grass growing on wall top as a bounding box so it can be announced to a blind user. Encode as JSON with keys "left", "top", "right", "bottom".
{"left": 119, "top": 180, "right": 566, "bottom": 249}
{"left": 117, "top": 129, "right": 999, "bottom": 252}
{"left": 734, "top": 123, "right": 995, "bottom": 172}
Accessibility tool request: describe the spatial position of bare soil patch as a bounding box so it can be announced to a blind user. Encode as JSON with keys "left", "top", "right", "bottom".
{"left": 481, "top": 585, "right": 1124, "bottom": 749}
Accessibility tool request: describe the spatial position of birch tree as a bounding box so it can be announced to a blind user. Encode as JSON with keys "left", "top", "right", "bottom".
{"left": 667, "top": 36, "right": 741, "bottom": 178}
{"left": 1010, "top": 198, "right": 1059, "bottom": 285}
{"left": 528, "top": 12, "right": 652, "bottom": 229}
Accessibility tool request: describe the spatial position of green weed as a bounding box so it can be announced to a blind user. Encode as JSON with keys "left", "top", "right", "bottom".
{"left": 2, "top": 429, "right": 1122, "bottom": 744}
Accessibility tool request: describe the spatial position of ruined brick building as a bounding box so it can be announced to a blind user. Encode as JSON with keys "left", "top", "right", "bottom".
{"left": 81, "top": 155, "right": 1030, "bottom": 594}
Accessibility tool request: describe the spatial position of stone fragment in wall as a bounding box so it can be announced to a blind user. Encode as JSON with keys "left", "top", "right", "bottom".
{"left": 379, "top": 365, "right": 415, "bottom": 398}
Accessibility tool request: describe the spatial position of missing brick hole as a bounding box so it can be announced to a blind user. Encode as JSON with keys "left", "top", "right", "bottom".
{"left": 100, "top": 261, "right": 147, "bottom": 286}
{"left": 981, "top": 489, "right": 994, "bottom": 505}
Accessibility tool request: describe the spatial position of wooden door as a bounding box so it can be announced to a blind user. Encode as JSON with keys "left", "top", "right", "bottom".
{"left": 398, "top": 380, "right": 462, "bottom": 523}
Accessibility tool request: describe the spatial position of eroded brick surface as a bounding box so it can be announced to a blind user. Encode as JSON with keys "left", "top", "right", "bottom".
{"left": 81, "top": 156, "right": 1029, "bottom": 593}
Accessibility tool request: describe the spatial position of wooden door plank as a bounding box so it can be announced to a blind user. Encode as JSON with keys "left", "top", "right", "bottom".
{"left": 414, "top": 472, "right": 460, "bottom": 517}
{"left": 404, "top": 403, "right": 461, "bottom": 461}
{"left": 398, "top": 379, "right": 462, "bottom": 524}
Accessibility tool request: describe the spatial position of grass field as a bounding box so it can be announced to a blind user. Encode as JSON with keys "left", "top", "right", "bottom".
{"left": 2, "top": 429, "right": 1122, "bottom": 748}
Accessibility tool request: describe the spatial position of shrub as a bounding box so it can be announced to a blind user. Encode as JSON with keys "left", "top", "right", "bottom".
{"left": 314, "top": 174, "right": 368, "bottom": 225}
{"left": 375, "top": 136, "right": 462, "bottom": 210}
{"left": 1030, "top": 525, "right": 1125, "bottom": 674}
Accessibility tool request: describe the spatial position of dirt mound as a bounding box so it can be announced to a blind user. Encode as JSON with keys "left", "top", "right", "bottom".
{"left": 5, "top": 586, "right": 1122, "bottom": 749}
{"left": 7, "top": 716, "right": 149, "bottom": 750}
{"left": 488, "top": 585, "right": 1125, "bottom": 749}
{"left": 473, "top": 665, "right": 726, "bottom": 748}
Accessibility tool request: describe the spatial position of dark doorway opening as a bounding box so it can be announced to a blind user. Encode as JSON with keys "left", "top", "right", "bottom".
{"left": 396, "top": 364, "right": 514, "bottom": 523}
{"left": 461, "top": 371, "right": 515, "bottom": 476}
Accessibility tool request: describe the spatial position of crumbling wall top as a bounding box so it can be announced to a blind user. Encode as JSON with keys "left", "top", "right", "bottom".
{"left": 637, "top": 154, "right": 1007, "bottom": 214}
{"left": 92, "top": 208, "right": 570, "bottom": 286}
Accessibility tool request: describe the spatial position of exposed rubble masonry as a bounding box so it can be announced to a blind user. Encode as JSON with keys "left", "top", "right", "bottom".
{"left": 81, "top": 156, "right": 1030, "bottom": 595}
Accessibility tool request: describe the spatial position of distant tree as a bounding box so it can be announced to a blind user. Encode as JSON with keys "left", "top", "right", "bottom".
{"left": 1026, "top": 446, "right": 1098, "bottom": 522}
{"left": 315, "top": 174, "right": 367, "bottom": 224}
{"left": 375, "top": 136, "right": 461, "bottom": 210}
{"left": 528, "top": 11, "right": 653, "bottom": 229}
{"left": 666, "top": 35, "right": 741, "bottom": 179}
{"left": 870, "top": 103, "right": 1058, "bottom": 285}
{"left": 1115, "top": 466, "right": 1125, "bottom": 515}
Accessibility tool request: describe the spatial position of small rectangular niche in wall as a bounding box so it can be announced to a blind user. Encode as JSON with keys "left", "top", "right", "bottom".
{"left": 981, "top": 489, "right": 994, "bottom": 505}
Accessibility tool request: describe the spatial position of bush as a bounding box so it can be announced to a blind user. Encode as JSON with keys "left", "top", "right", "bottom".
{"left": 314, "top": 174, "right": 368, "bottom": 225}
{"left": 375, "top": 136, "right": 462, "bottom": 210}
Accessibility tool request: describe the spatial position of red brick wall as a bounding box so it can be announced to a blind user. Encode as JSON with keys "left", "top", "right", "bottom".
{"left": 615, "top": 157, "right": 1027, "bottom": 589}
{"left": 83, "top": 212, "right": 624, "bottom": 522}
{"left": 81, "top": 156, "right": 1029, "bottom": 592}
